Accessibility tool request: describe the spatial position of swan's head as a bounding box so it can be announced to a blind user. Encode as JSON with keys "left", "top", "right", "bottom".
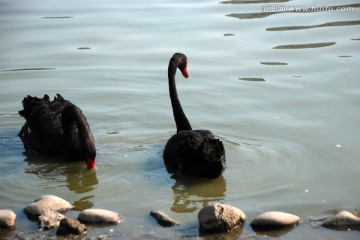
{"left": 84, "top": 135, "right": 97, "bottom": 170}
{"left": 61, "top": 104, "right": 97, "bottom": 170}
{"left": 86, "top": 156, "right": 96, "bottom": 170}
{"left": 173, "top": 53, "right": 189, "bottom": 78}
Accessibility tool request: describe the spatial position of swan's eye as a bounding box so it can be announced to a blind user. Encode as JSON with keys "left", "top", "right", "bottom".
{"left": 178, "top": 62, "right": 187, "bottom": 70}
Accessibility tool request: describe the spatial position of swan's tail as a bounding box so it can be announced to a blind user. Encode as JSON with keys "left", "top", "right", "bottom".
{"left": 201, "top": 138, "right": 225, "bottom": 162}
{"left": 19, "top": 94, "right": 65, "bottom": 119}
{"left": 19, "top": 94, "right": 49, "bottom": 119}
{"left": 18, "top": 94, "right": 68, "bottom": 140}
{"left": 196, "top": 138, "right": 226, "bottom": 178}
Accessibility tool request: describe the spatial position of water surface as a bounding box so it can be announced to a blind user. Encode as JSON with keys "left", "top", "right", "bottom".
{"left": 0, "top": 0, "right": 359, "bottom": 239}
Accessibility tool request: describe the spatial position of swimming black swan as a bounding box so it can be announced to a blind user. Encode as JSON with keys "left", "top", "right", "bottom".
{"left": 18, "top": 94, "right": 96, "bottom": 170}
{"left": 163, "top": 53, "right": 225, "bottom": 178}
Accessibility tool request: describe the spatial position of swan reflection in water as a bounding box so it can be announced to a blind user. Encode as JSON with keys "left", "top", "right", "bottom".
{"left": 170, "top": 174, "right": 227, "bottom": 213}
{"left": 23, "top": 152, "right": 98, "bottom": 210}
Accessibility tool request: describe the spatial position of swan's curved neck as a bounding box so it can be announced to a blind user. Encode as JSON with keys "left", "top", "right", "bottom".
{"left": 168, "top": 60, "right": 192, "bottom": 133}
{"left": 61, "top": 105, "right": 95, "bottom": 156}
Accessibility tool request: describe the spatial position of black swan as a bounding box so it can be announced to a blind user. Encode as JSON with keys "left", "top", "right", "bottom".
{"left": 163, "top": 53, "right": 225, "bottom": 178}
{"left": 18, "top": 94, "right": 96, "bottom": 170}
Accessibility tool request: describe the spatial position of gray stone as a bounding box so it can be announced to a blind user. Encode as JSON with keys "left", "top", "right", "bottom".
{"left": 322, "top": 210, "right": 360, "bottom": 230}
{"left": 150, "top": 210, "right": 179, "bottom": 227}
{"left": 0, "top": 209, "right": 16, "bottom": 228}
{"left": 198, "top": 203, "right": 246, "bottom": 232}
{"left": 56, "top": 218, "right": 86, "bottom": 236}
{"left": 24, "top": 195, "right": 73, "bottom": 216}
{"left": 78, "top": 209, "right": 123, "bottom": 224}
{"left": 251, "top": 211, "right": 300, "bottom": 230}
{"left": 38, "top": 210, "right": 65, "bottom": 230}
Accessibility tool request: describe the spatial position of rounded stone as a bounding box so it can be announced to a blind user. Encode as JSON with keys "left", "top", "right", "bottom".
{"left": 150, "top": 210, "right": 179, "bottom": 227}
{"left": 78, "top": 209, "right": 123, "bottom": 224}
{"left": 322, "top": 210, "right": 360, "bottom": 229}
{"left": 251, "top": 211, "right": 300, "bottom": 230}
{"left": 0, "top": 209, "right": 16, "bottom": 228}
{"left": 198, "top": 203, "right": 247, "bottom": 232}
{"left": 24, "top": 195, "right": 73, "bottom": 216}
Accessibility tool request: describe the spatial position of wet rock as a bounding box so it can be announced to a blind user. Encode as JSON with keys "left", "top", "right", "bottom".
{"left": 198, "top": 203, "right": 246, "bottom": 232}
{"left": 150, "top": 210, "right": 179, "bottom": 227}
{"left": 38, "top": 210, "right": 65, "bottom": 230}
{"left": 78, "top": 209, "right": 123, "bottom": 224}
{"left": 56, "top": 217, "right": 86, "bottom": 236}
{"left": 24, "top": 195, "right": 73, "bottom": 216}
{"left": 0, "top": 209, "right": 16, "bottom": 228}
{"left": 322, "top": 210, "right": 360, "bottom": 230}
{"left": 251, "top": 211, "right": 300, "bottom": 230}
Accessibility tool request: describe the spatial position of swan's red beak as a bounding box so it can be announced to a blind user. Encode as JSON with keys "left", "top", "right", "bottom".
{"left": 181, "top": 66, "right": 189, "bottom": 78}
{"left": 86, "top": 157, "right": 96, "bottom": 170}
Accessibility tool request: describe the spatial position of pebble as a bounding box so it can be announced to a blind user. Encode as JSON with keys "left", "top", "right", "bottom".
{"left": 198, "top": 203, "right": 247, "bottom": 232}
{"left": 38, "top": 210, "right": 65, "bottom": 230}
{"left": 56, "top": 217, "right": 86, "bottom": 236}
{"left": 322, "top": 210, "right": 360, "bottom": 230}
{"left": 78, "top": 209, "right": 123, "bottom": 224}
{"left": 251, "top": 211, "right": 300, "bottom": 230}
{"left": 0, "top": 209, "right": 16, "bottom": 228}
{"left": 150, "top": 210, "right": 179, "bottom": 227}
{"left": 24, "top": 195, "right": 73, "bottom": 216}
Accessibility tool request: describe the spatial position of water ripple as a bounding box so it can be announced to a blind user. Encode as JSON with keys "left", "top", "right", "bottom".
{"left": 260, "top": 62, "right": 288, "bottom": 65}
{"left": 2, "top": 68, "right": 55, "bottom": 72}
{"left": 227, "top": 12, "right": 275, "bottom": 20}
{"left": 267, "top": 20, "right": 360, "bottom": 31}
{"left": 226, "top": 139, "right": 304, "bottom": 201}
{"left": 273, "top": 42, "right": 336, "bottom": 49}
{"left": 221, "top": 0, "right": 289, "bottom": 4}
{"left": 239, "top": 77, "right": 266, "bottom": 82}
{"left": 42, "top": 16, "right": 74, "bottom": 19}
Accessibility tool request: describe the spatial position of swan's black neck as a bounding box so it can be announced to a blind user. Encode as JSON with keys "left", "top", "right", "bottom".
{"left": 61, "top": 105, "right": 96, "bottom": 159}
{"left": 168, "top": 54, "right": 192, "bottom": 133}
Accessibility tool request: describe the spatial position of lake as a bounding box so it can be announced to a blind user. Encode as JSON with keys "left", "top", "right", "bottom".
{"left": 0, "top": 0, "right": 359, "bottom": 239}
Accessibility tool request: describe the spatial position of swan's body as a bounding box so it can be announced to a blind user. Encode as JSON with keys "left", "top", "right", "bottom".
{"left": 163, "top": 53, "right": 225, "bottom": 178}
{"left": 18, "top": 94, "right": 96, "bottom": 170}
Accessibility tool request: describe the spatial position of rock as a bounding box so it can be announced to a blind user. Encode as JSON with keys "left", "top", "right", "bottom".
{"left": 56, "top": 218, "right": 86, "bottom": 236}
{"left": 251, "top": 211, "right": 300, "bottom": 230}
{"left": 38, "top": 210, "right": 65, "bottom": 230}
{"left": 24, "top": 195, "right": 73, "bottom": 216}
{"left": 198, "top": 203, "right": 246, "bottom": 232}
{"left": 0, "top": 209, "right": 16, "bottom": 228}
{"left": 150, "top": 210, "right": 179, "bottom": 227}
{"left": 322, "top": 210, "right": 360, "bottom": 230}
{"left": 78, "top": 209, "right": 123, "bottom": 224}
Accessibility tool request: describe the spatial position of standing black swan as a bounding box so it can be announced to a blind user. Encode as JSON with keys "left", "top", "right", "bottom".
{"left": 18, "top": 94, "right": 96, "bottom": 170}
{"left": 163, "top": 53, "right": 225, "bottom": 178}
